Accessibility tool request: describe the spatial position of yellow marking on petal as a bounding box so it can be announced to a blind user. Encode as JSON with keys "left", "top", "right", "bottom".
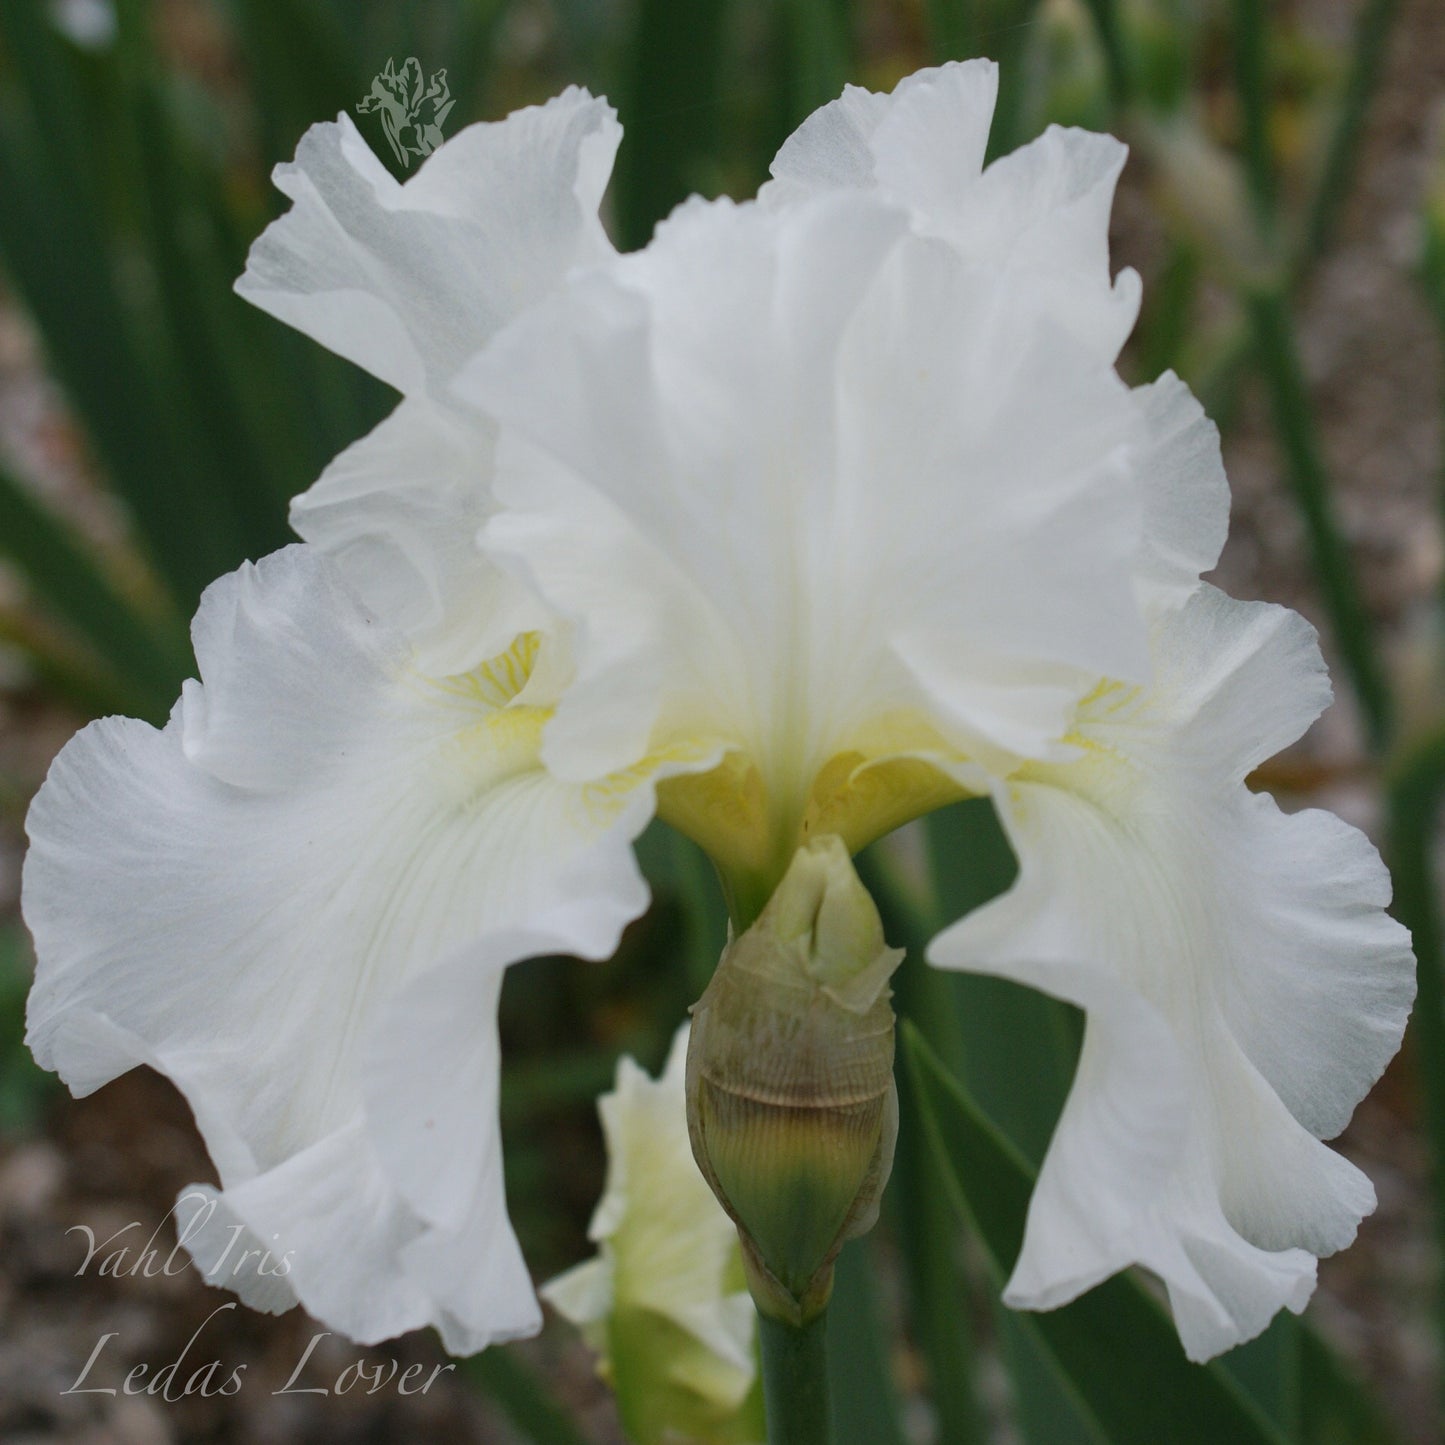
{"left": 404, "top": 632, "right": 558, "bottom": 802}
{"left": 1012, "top": 677, "right": 1149, "bottom": 802}
{"left": 581, "top": 738, "right": 722, "bottom": 828}
{"left": 422, "top": 631, "right": 543, "bottom": 711}
{"left": 659, "top": 708, "right": 977, "bottom": 915}
{"left": 420, "top": 629, "right": 997, "bottom": 903}
{"left": 656, "top": 752, "right": 774, "bottom": 878}
{"left": 417, "top": 631, "right": 730, "bottom": 836}
{"left": 801, "top": 752, "right": 967, "bottom": 855}
{"left": 446, "top": 705, "right": 553, "bottom": 800}
{"left": 1074, "top": 677, "right": 1143, "bottom": 724}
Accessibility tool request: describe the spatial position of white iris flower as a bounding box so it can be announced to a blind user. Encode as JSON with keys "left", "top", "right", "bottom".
{"left": 22, "top": 62, "right": 1413, "bottom": 1364}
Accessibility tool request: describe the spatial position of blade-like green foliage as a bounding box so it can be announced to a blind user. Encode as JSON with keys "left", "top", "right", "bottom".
{"left": 1298, "top": 1325, "right": 1406, "bottom": 1445}
{"left": 827, "top": 1239, "right": 909, "bottom": 1445}
{"left": 903, "top": 1022, "right": 1408, "bottom": 1445}
{"left": 0, "top": 924, "right": 56, "bottom": 1137}
{"left": 1247, "top": 287, "right": 1392, "bottom": 751}
{"left": 0, "top": 457, "right": 189, "bottom": 716}
{"left": 1305, "top": 0, "right": 1403, "bottom": 261}
{"left": 779, "top": 0, "right": 851, "bottom": 130}
{"left": 218, "top": 0, "right": 361, "bottom": 163}
{"left": 612, "top": 0, "right": 731, "bottom": 251}
{"left": 0, "top": 2, "right": 253, "bottom": 605}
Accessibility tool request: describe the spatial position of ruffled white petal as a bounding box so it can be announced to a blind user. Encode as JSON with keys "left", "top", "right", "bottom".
{"left": 24, "top": 546, "right": 663, "bottom": 1349}
{"left": 463, "top": 192, "right": 1151, "bottom": 786}
{"left": 1130, "top": 371, "right": 1230, "bottom": 606}
{"left": 769, "top": 61, "right": 998, "bottom": 204}
{"left": 237, "top": 88, "right": 620, "bottom": 395}
{"left": 241, "top": 91, "right": 619, "bottom": 663}
{"left": 928, "top": 586, "right": 1415, "bottom": 1360}
{"left": 289, "top": 397, "right": 542, "bottom": 676}
{"left": 960, "top": 125, "right": 1141, "bottom": 359}
{"left": 766, "top": 61, "right": 1139, "bottom": 359}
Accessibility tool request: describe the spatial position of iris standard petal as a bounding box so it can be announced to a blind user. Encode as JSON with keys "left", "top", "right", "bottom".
{"left": 245, "top": 93, "right": 620, "bottom": 665}
{"left": 236, "top": 87, "right": 620, "bottom": 395}
{"left": 765, "top": 60, "right": 1140, "bottom": 358}
{"left": 464, "top": 191, "right": 1151, "bottom": 794}
{"left": 768, "top": 60, "right": 998, "bottom": 203}
{"left": 928, "top": 586, "right": 1415, "bottom": 1360}
{"left": 23, "top": 546, "right": 666, "bottom": 1347}
{"left": 289, "top": 396, "right": 542, "bottom": 676}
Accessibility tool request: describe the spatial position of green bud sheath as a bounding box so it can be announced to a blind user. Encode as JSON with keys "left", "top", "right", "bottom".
{"left": 686, "top": 835, "right": 904, "bottom": 1325}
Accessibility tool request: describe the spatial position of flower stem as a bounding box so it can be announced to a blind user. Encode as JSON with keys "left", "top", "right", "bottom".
{"left": 758, "top": 1310, "right": 833, "bottom": 1445}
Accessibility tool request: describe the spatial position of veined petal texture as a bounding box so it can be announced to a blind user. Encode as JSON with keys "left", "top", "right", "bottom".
{"left": 23, "top": 547, "right": 668, "bottom": 1351}
{"left": 929, "top": 587, "right": 1415, "bottom": 1360}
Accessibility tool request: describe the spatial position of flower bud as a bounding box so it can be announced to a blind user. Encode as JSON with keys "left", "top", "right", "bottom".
{"left": 542, "top": 1026, "right": 764, "bottom": 1445}
{"left": 686, "top": 835, "right": 903, "bottom": 1325}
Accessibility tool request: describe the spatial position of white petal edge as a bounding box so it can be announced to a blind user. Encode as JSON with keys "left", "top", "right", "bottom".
{"left": 289, "top": 396, "right": 547, "bottom": 675}
{"left": 766, "top": 65, "right": 1140, "bottom": 359}
{"left": 1129, "top": 370, "right": 1230, "bottom": 606}
{"left": 768, "top": 60, "right": 998, "bottom": 203}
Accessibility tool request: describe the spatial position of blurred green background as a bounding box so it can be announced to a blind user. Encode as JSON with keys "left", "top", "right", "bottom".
{"left": 0, "top": 0, "right": 1442, "bottom": 1441}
